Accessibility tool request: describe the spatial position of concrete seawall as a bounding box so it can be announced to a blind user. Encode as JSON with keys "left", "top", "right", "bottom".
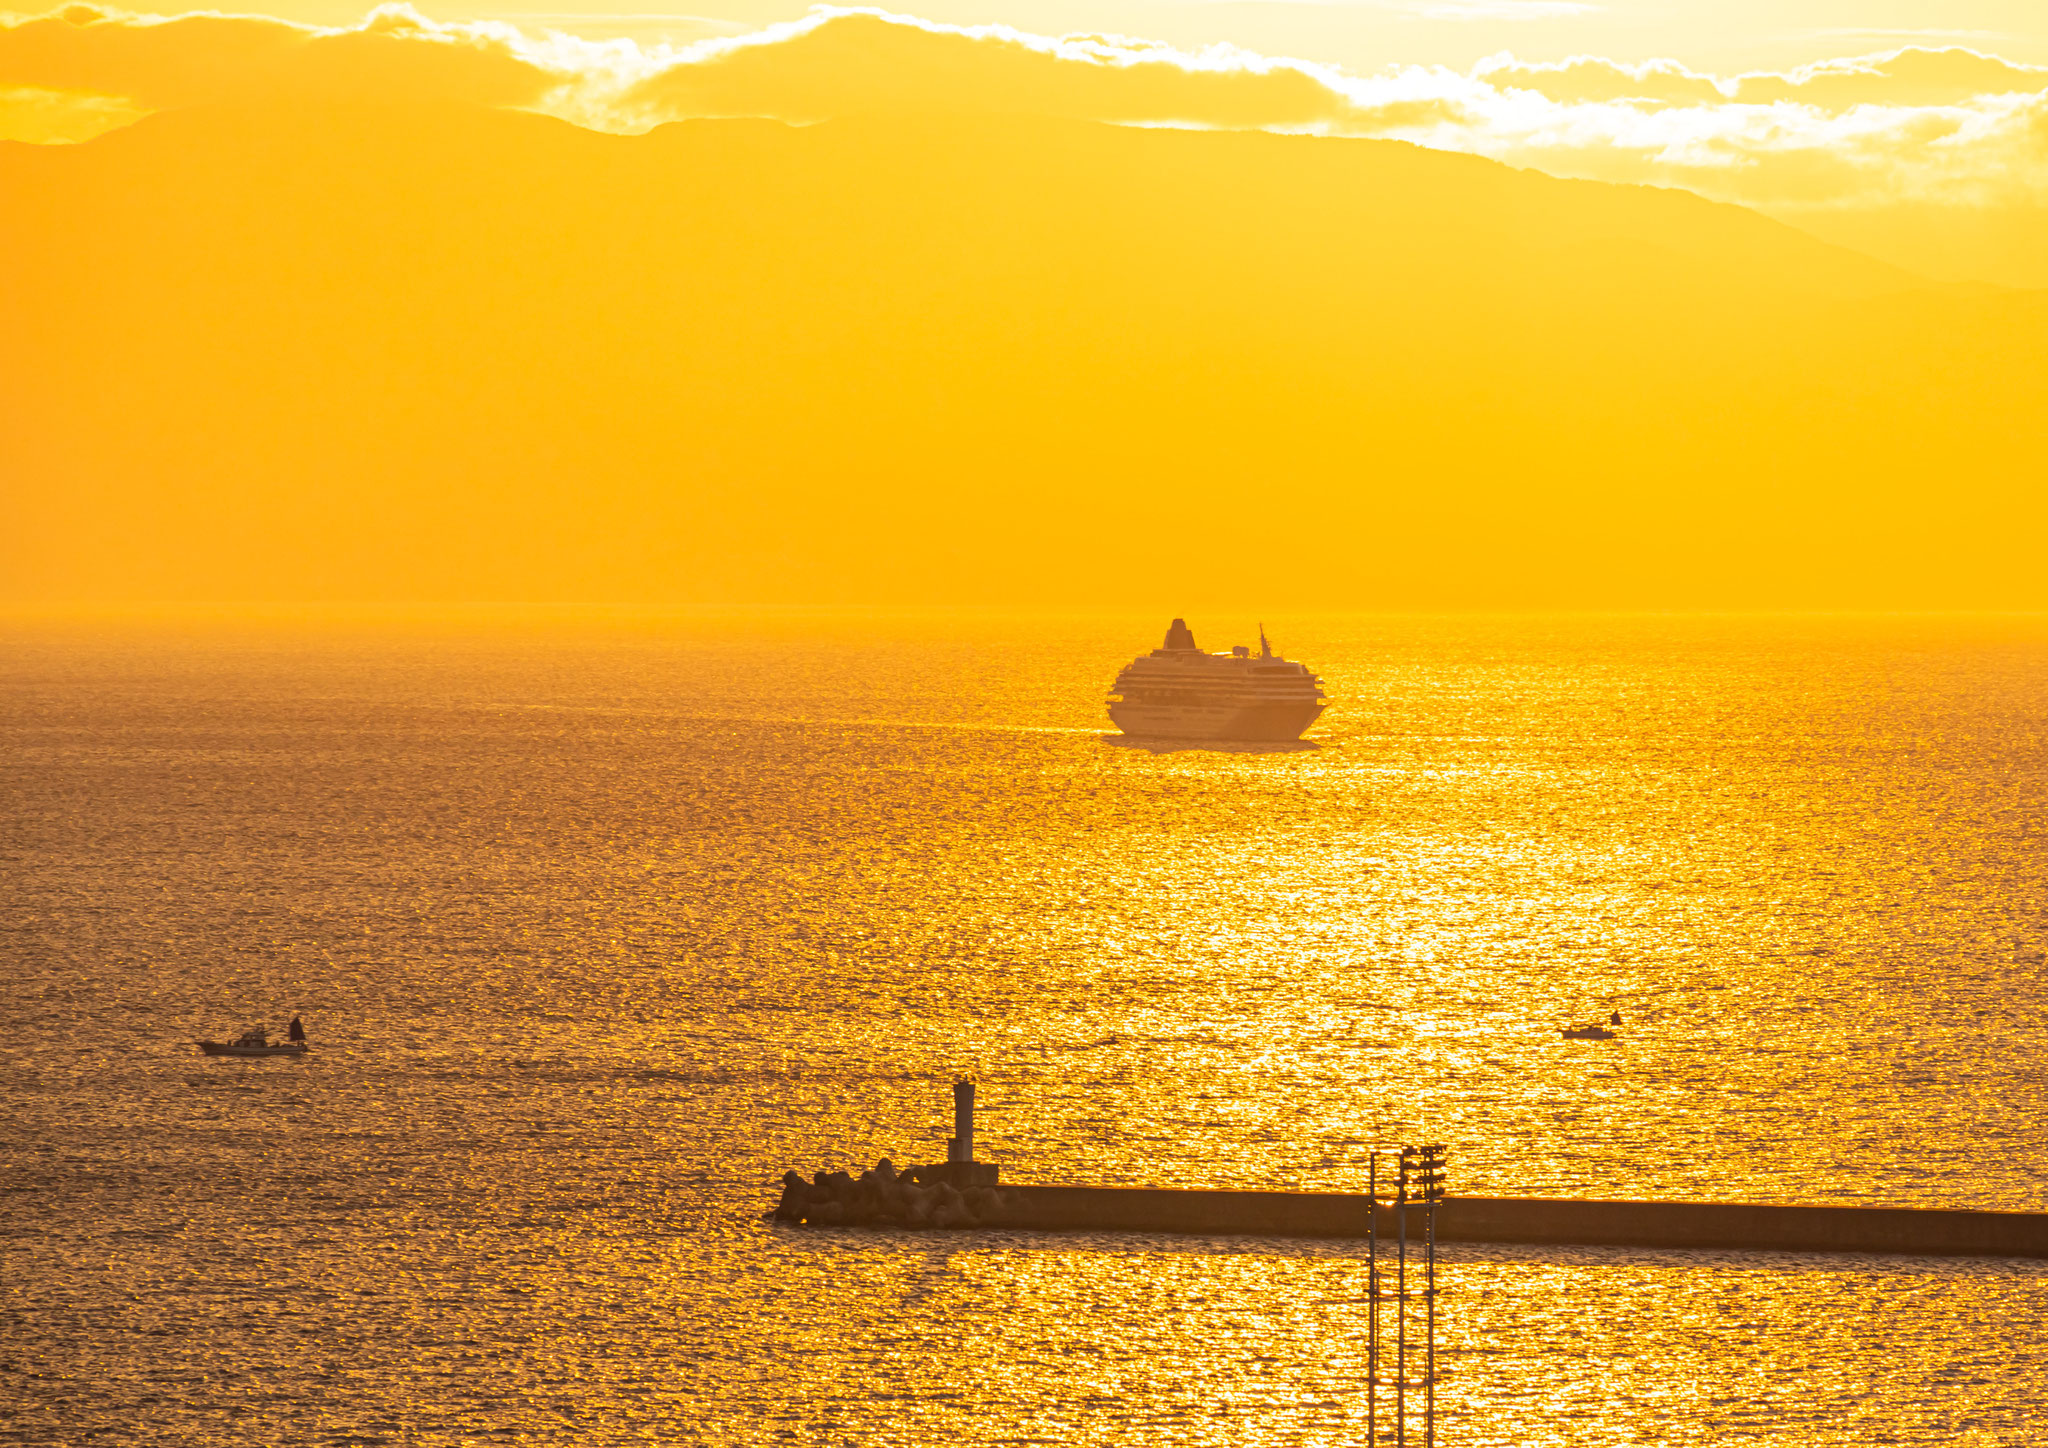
{"left": 1000, "top": 1187, "right": 2048, "bottom": 1259}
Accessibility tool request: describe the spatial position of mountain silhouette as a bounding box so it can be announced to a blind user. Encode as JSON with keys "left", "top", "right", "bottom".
{"left": 3, "top": 102, "right": 2040, "bottom": 606}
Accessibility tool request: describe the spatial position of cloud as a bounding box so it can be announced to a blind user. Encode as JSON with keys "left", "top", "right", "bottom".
{"left": 3, "top": 3, "right": 2045, "bottom": 218}
{"left": 0, "top": 4, "right": 560, "bottom": 113}
{"left": 609, "top": 10, "right": 1475, "bottom": 132}
{"left": 1479, "top": 46, "right": 2048, "bottom": 112}
{"left": 1732, "top": 47, "right": 2048, "bottom": 109}
{"left": 1474, "top": 55, "right": 1730, "bottom": 106}
{"left": 0, "top": 78, "right": 141, "bottom": 139}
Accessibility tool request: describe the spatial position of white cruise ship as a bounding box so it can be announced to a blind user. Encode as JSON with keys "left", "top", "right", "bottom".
{"left": 1107, "top": 619, "right": 1328, "bottom": 741}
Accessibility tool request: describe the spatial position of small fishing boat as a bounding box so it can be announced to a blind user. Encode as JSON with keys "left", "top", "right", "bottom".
{"left": 197, "top": 1029, "right": 308, "bottom": 1058}
{"left": 1561, "top": 1024, "right": 1617, "bottom": 1041}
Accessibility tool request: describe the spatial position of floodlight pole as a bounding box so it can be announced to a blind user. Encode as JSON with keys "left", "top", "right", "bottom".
{"left": 1368, "top": 1151, "right": 1379, "bottom": 1446}
{"left": 1397, "top": 1148, "right": 1409, "bottom": 1448}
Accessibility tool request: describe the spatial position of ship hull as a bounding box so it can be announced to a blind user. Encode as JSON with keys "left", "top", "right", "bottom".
{"left": 1108, "top": 699, "right": 1325, "bottom": 742}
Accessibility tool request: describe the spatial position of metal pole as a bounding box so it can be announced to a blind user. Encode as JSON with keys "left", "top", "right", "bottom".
{"left": 1426, "top": 1172, "right": 1437, "bottom": 1448}
{"left": 1368, "top": 1151, "right": 1378, "bottom": 1447}
{"left": 1397, "top": 1155, "right": 1408, "bottom": 1448}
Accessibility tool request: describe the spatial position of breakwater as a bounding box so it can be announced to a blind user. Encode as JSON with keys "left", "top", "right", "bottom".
{"left": 771, "top": 1171, "right": 2048, "bottom": 1259}
{"left": 773, "top": 1160, "right": 1013, "bottom": 1229}
{"left": 1442, "top": 1194, "right": 2048, "bottom": 1259}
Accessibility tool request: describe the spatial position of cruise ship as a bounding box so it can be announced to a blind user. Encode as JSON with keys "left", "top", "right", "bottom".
{"left": 1107, "top": 619, "right": 1328, "bottom": 741}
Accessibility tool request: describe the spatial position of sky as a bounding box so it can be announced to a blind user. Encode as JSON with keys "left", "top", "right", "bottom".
{"left": 3, "top": 2, "right": 2045, "bottom": 607}
{"left": 37, "top": 0, "right": 2048, "bottom": 74}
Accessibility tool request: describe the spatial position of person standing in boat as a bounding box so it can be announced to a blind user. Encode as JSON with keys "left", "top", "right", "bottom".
{"left": 288, "top": 1016, "right": 305, "bottom": 1043}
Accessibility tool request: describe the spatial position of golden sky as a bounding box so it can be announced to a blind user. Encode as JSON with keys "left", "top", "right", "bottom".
{"left": 2, "top": 3, "right": 2045, "bottom": 606}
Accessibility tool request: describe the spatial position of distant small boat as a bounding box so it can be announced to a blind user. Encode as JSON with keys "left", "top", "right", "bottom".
{"left": 1561, "top": 1024, "right": 1617, "bottom": 1041}
{"left": 197, "top": 1039, "right": 308, "bottom": 1057}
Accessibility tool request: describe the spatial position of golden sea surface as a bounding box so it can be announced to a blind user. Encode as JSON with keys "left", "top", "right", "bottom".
{"left": 4, "top": 611, "right": 2045, "bottom": 1445}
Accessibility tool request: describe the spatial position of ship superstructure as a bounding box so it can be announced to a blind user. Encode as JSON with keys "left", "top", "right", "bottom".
{"left": 1106, "top": 619, "right": 1327, "bottom": 741}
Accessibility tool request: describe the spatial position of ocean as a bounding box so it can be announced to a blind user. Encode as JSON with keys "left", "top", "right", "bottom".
{"left": 4, "top": 610, "right": 2045, "bottom": 1445}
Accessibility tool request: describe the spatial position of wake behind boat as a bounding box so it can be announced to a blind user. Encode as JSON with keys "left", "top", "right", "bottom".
{"left": 1107, "top": 619, "right": 1327, "bottom": 742}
